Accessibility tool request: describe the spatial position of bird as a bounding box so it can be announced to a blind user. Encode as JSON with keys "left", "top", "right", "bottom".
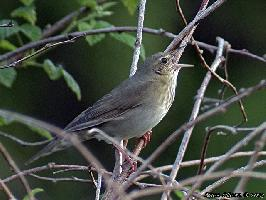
{"left": 26, "top": 50, "right": 192, "bottom": 164}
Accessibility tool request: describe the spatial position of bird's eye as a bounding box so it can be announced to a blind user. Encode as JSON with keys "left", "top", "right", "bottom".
{"left": 161, "top": 57, "right": 168, "bottom": 64}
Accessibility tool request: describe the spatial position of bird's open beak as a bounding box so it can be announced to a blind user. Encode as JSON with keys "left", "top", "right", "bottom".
{"left": 176, "top": 64, "right": 194, "bottom": 68}
{"left": 168, "top": 49, "right": 194, "bottom": 69}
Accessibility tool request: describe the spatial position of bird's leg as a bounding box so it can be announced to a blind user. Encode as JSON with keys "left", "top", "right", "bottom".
{"left": 139, "top": 130, "right": 152, "bottom": 148}
{"left": 113, "top": 144, "right": 137, "bottom": 172}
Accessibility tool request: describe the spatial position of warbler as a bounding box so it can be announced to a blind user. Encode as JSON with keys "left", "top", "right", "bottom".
{"left": 26, "top": 49, "right": 192, "bottom": 164}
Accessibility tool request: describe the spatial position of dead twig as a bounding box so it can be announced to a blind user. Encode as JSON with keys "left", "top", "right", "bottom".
{"left": 0, "top": 142, "right": 34, "bottom": 200}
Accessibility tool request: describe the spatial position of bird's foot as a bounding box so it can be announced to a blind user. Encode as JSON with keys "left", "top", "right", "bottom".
{"left": 113, "top": 144, "right": 137, "bottom": 172}
{"left": 140, "top": 130, "right": 152, "bottom": 148}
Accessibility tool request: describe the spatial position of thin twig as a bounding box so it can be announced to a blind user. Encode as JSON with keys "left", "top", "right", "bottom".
{"left": 197, "top": 129, "right": 213, "bottom": 175}
{"left": 95, "top": 173, "right": 103, "bottom": 200}
{"left": 130, "top": 0, "right": 146, "bottom": 76}
{"left": 176, "top": 0, "right": 247, "bottom": 123}
{"left": 161, "top": 36, "right": 225, "bottom": 199}
{"left": 0, "top": 143, "right": 34, "bottom": 200}
{"left": 42, "top": 7, "right": 87, "bottom": 38}
{"left": 189, "top": 122, "right": 266, "bottom": 198}
{"left": 0, "top": 109, "right": 124, "bottom": 197}
{"left": 0, "top": 130, "right": 50, "bottom": 146}
{"left": 124, "top": 80, "right": 266, "bottom": 190}
{"left": 197, "top": 125, "right": 260, "bottom": 174}
{"left": 29, "top": 173, "right": 91, "bottom": 183}
{"left": 3, "top": 163, "right": 107, "bottom": 183}
{"left": 234, "top": 132, "right": 266, "bottom": 192}
{"left": 0, "top": 20, "right": 13, "bottom": 27}
{"left": 139, "top": 151, "right": 266, "bottom": 174}
{"left": 127, "top": 170, "right": 266, "bottom": 199}
{"left": 1, "top": 27, "right": 265, "bottom": 67}
{"left": 103, "top": 1, "right": 147, "bottom": 198}
{"left": 0, "top": 35, "right": 80, "bottom": 69}
{"left": 201, "top": 160, "right": 266, "bottom": 193}
{"left": 0, "top": 178, "right": 16, "bottom": 200}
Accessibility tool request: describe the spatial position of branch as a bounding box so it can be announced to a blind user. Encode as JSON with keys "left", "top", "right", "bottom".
{"left": 29, "top": 173, "right": 91, "bottom": 183}
{"left": 42, "top": 7, "right": 87, "bottom": 38}
{"left": 3, "top": 163, "right": 110, "bottom": 183}
{"left": 234, "top": 132, "right": 266, "bottom": 192}
{"left": 0, "top": 20, "right": 13, "bottom": 28}
{"left": 127, "top": 170, "right": 266, "bottom": 199}
{"left": 95, "top": 173, "right": 103, "bottom": 200}
{"left": 0, "top": 142, "right": 34, "bottom": 200}
{"left": 201, "top": 160, "right": 266, "bottom": 193}
{"left": 140, "top": 151, "right": 266, "bottom": 173}
{"left": 129, "top": 0, "right": 147, "bottom": 76}
{"left": 189, "top": 122, "right": 266, "bottom": 197}
{"left": 1, "top": 27, "right": 265, "bottom": 68}
{"left": 124, "top": 79, "right": 266, "bottom": 190}
{"left": 161, "top": 36, "right": 225, "bottom": 199}
{"left": 0, "top": 130, "right": 50, "bottom": 146}
{"left": 0, "top": 109, "right": 122, "bottom": 195}
{"left": 0, "top": 178, "right": 16, "bottom": 200}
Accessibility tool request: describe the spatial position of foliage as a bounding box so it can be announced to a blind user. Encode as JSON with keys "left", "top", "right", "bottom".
{"left": 22, "top": 188, "right": 44, "bottom": 200}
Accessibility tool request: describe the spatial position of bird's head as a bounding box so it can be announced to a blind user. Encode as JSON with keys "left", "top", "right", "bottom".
{"left": 137, "top": 51, "right": 192, "bottom": 79}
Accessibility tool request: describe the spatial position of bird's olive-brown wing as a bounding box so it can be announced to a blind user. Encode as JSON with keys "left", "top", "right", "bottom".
{"left": 64, "top": 77, "right": 147, "bottom": 132}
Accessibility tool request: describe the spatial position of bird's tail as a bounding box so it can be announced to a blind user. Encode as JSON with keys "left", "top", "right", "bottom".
{"left": 25, "top": 139, "right": 70, "bottom": 165}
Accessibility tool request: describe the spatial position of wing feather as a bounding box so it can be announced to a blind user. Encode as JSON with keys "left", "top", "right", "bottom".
{"left": 64, "top": 77, "right": 147, "bottom": 132}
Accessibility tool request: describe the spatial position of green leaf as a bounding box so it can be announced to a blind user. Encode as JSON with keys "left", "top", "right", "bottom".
{"left": 0, "top": 116, "right": 14, "bottom": 126}
{"left": 110, "top": 32, "right": 145, "bottom": 59}
{"left": 28, "top": 126, "right": 53, "bottom": 140}
{"left": 101, "top": 2, "right": 117, "bottom": 10}
{"left": 0, "top": 20, "right": 19, "bottom": 40}
{"left": 174, "top": 190, "right": 185, "bottom": 199}
{"left": 77, "top": 0, "right": 97, "bottom": 8}
{"left": 20, "top": 0, "right": 35, "bottom": 6}
{"left": 0, "top": 40, "right": 17, "bottom": 51}
{"left": 23, "top": 188, "right": 44, "bottom": 200}
{"left": 43, "top": 59, "right": 62, "bottom": 80}
{"left": 0, "top": 68, "right": 17, "bottom": 88}
{"left": 78, "top": 21, "right": 111, "bottom": 46}
{"left": 43, "top": 59, "right": 81, "bottom": 100}
{"left": 11, "top": 6, "right": 37, "bottom": 25}
{"left": 62, "top": 70, "right": 81, "bottom": 101}
{"left": 19, "top": 24, "right": 41, "bottom": 41}
{"left": 121, "top": 0, "right": 138, "bottom": 15}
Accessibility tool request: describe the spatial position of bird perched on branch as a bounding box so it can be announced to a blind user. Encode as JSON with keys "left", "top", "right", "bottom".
{"left": 26, "top": 49, "right": 192, "bottom": 164}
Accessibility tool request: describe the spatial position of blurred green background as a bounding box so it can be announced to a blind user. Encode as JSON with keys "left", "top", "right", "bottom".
{"left": 0, "top": 0, "right": 265, "bottom": 199}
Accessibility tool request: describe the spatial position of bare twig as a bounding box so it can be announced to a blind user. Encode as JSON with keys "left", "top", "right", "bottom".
{"left": 103, "top": 1, "right": 147, "bottom": 199}
{"left": 0, "top": 178, "right": 16, "bottom": 200}
{"left": 175, "top": 0, "right": 247, "bottom": 123}
{"left": 42, "top": 7, "right": 87, "bottom": 38}
{"left": 189, "top": 122, "right": 266, "bottom": 198}
{"left": 161, "top": 36, "right": 225, "bottom": 199}
{"left": 201, "top": 160, "right": 266, "bottom": 193}
{"left": 0, "top": 109, "right": 124, "bottom": 196}
{"left": 234, "top": 132, "right": 266, "bottom": 193}
{"left": 0, "top": 130, "right": 50, "bottom": 146}
{"left": 29, "top": 173, "right": 91, "bottom": 183}
{"left": 3, "top": 163, "right": 110, "bottom": 183}
{"left": 95, "top": 173, "right": 103, "bottom": 200}
{"left": 130, "top": 0, "right": 146, "bottom": 76}
{"left": 197, "top": 129, "right": 213, "bottom": 175}
{"left": 0, "top": 35, "right": 80, "bottom": 69}
{"left": 0, "top": 27, "right": 265, "bottom": 67}
{"left": 0, "top": 143, "right": 34, "bottom": 200}
{"left": 127, "top": 170, "right": 266, "bottom": 199}
{"left": 140, "top": 151, "right": 266, "bottom": 174}
{"left": 124, "top": 80, "right": 266, "bottom": 190}
{"left": 0, "top": 20, "right": 13, "bottom": 27}
{"left": 197, "top": 125, "right": 259, "bottom": 175}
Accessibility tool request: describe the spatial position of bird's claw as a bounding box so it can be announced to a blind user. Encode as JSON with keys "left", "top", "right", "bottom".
{"left": 140, "top": 130, "right": 152, "bottom": 148}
